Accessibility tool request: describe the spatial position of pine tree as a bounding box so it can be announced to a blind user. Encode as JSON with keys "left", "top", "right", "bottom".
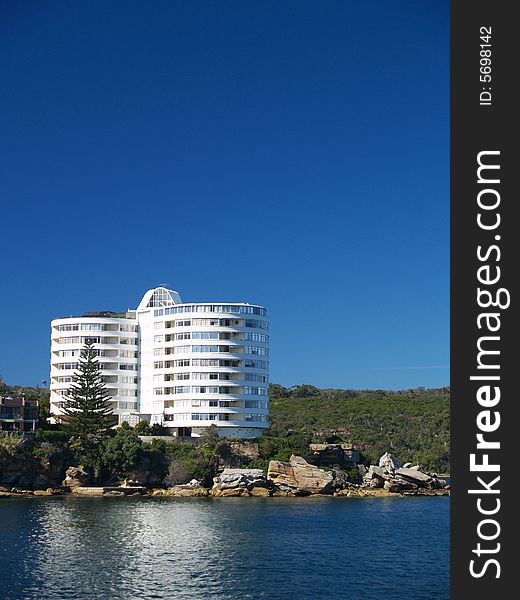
{"left": 62, "top": 339, "right": 114, "bottom": 466}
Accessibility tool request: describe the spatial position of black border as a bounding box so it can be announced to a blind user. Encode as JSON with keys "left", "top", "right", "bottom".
{"left": 451, "top": 1, "right": 516, "bottom": 595}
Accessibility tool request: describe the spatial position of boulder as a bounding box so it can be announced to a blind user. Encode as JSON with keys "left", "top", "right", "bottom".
{"left": 211, "top": 487, "right": 250, "bottom": 497}
{"left": 250, "top": 486, "right": 271, "bottom": 497}
{"left": 62, "top": 466, "right": 89, "bottom": 488}
{"left": 267, "top": 455, "right": 335, "bottom": 495}
{"left": 71, "top": 487, "right": 104, "bottom": 496}
{"left": 395, "top": 467, "right": 433, "bottom": 486}
{"left": 378, "top": 452, "right": 401, "bottom": 474}
{"left": 160, "top": 486, "right": 209, "bottom": 497}
{"left": 212, "top": 468, "right": 267, "bottom": 493}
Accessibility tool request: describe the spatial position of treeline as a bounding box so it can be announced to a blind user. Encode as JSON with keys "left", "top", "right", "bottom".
{"left": 268, "top": 384, "right": 450, "bottom": 472}
{"left": 1, "top": 376, "right": 450, "bottom": 473}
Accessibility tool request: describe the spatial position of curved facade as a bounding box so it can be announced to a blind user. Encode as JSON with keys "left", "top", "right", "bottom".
{"left": 50, "top": 314, "right": 138, "bottom": 420}
{"left": 49, "top": 288, "right": 269, "bottom": 438}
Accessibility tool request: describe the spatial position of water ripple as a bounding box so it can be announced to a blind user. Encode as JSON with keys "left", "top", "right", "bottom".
{"left": 0, "top": 496, "right": 449, "bottom": 600}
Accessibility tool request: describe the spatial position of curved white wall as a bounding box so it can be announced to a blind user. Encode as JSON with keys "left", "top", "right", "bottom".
{"left": 137, "top": 301, "right": 269, "bottom": 437}
{"left": 49, "top": 288, "right": 269, "bottom": 438}
{"left": 49, "top": 315, "right": 138, "bottom": 420}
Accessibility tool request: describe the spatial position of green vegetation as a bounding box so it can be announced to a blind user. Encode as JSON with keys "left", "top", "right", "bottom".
{"left": 1, "top": 373, "right": 450, "bottom": 485}
{"left": 268, "top": 384, "right": 450, "bottom": 473}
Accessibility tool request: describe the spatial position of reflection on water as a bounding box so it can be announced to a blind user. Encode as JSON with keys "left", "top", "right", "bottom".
{"left": 1, "top": 496, "right": 449, "bottom": 600}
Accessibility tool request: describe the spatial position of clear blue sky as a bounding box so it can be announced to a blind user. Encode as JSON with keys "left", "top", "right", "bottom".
{"left": 0, "top": 1, "right": 449, "bottom": 390}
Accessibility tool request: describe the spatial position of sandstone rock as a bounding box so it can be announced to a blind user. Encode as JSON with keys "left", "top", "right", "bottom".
{"left": 212, "top": 468, "right": 267, "bottom": 493}
{"left": 250, "top": 486, "right": 271, "bottom": 497}
{"left": 378, "top": 452, "right": 401, "bottom": 474}
{"left": 402, "top": 462, "right": 412, "bottom": 468}
{"left": 368, "top": 465, "right": 388, "bottom": 479}
{"left": 383, "top": 481, "right": 404, "bottom": 493}
{"left": 271, "top": 488, "right": 296, "bottom": 497}
{"left": 211, "top": 487, "right": 250, "bottom": 497}
{"left": 62, "top": 466, "right": 89, "bottom": 488}
{"left": 395, "top": 467, "right": 433, "bottom": 486}
{"left": 267, "top": 455, "right": 335, "bottom": 495}
{"left": 71, "top": 487, "right": 104, "bottom": 496}
{"left": 157, "top": 486, "right": 209, "bottom": 497}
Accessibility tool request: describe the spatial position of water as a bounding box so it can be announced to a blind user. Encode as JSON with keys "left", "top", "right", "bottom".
{"left": 0, "top": 496, "right": 449, "bottom": 600}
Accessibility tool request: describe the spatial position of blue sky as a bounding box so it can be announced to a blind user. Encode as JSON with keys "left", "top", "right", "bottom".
{"left": 0, "top": 1, "right": 449, "bottom": 390}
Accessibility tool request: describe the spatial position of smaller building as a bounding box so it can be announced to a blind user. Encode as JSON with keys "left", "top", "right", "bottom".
{"left": 0, "top": 396, "right": 38, "bottom": 433}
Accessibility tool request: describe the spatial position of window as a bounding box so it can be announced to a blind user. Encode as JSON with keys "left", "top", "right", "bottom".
{"left": 174, "top": 359, "right": 190, "bottom": 367}
{"left": 245, "top": 319, "right": 269, "bottom": 330}
{"left": 244, "top": 373, "right": 269, "bottom": 383}
{"left": 191, "top": 372, "right": 219, "bottom": 380}
{"left": 174, "top": 332, "right": 191, "bottom": 340}
{"left": 192, "top": 345, "right": 219, "bottom": 353}
{"left": 153, "top": 361, "right": 164, "bottom": 369}
{"left": 153, "top": 348, "right": 163, "bottom": 356}
{"left": 174, "top": 345, "right": 190, "bottom": 354}
{"left": 59, "top": 336, "right": 79, "bottom": 344}
{"left": 118, "top": 401, "right": 137, "bottom": 410}
{"left": 243, "top": 359, "right": 269, "bottom": 369}
{"left": 191, "top": 413, "right": 229, "bottom": 421}
{"left": 81, "top": 323, "right": 103, "bottom": 331}
{"left": 175, "top": 320, "right": 191, "bottom": 327}
{"left": 174, "top": 373, "right": 190, "bottom": 380}
{"left": 191, "top": 359, "right": 219, "bottom": 367}
{"left": 244, "top": 346, "right": 269, "bottom": 356}
{"left": 120, "top": 364, "right": 136, "bottom": 371}
{"left": 192, "top": 331, "right": 219, "bottom": 340}
{"left": 119, "top": 389, "right": 137, "bottom": 397}
{"left": 154, "top": 388, "right": 163, "bottom": 395}
{"left": 154, "top": 335, "right": 163, "bottom": 343}
{"left": 243, "top": 332, "right": 269, "bottom": 343}
{"left": 219, "top": 359, "right": 240, "bottom": 367}
{"left": 244, "top": 386, "right": 268, "bottom": 396}
{"left": 174, "top": 386, "right": 190, "bottom": 394}
{"left": 58, "top": 324, "right": 79, "bottom": 332}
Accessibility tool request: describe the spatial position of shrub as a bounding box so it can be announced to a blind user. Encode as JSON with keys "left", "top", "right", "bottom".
{"left": 0, "top": 434, "right": 28, "bottom": 466}
{"left": 134, "top": 420, "right": 152, "bottom": 436}
{"left": 35, "top": 429, "right": 71, "bottom": 444}
{"left": 100, "top": 428, "right": 143, "bottom": 478}
{"left": 163, "top": 460, "right": 192, "bottom": 486}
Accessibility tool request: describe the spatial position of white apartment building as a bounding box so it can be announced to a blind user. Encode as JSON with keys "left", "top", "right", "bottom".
{"left": 50, "top": 287, "right": 269, "bottom": 438}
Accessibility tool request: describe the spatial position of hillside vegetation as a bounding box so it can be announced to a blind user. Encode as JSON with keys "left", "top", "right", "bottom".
{"left": 0, "top": 377, "right": 450, "bottom": 473}
{"left": 268, "top": 384, "right": 450, "bottom": 473}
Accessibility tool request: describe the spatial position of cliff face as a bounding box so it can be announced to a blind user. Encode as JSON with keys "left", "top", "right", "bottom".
{"left": 0, "top": 454, "right": 67, "bottom": 489}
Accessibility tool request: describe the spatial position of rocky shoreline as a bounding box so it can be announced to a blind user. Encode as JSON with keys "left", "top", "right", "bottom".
{"left": 1, "top": 453, "right": 449, "bottom": 499}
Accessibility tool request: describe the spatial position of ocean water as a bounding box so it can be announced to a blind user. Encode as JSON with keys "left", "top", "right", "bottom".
{"left": 0, "top": 496, "right": 449, "bottom": 600}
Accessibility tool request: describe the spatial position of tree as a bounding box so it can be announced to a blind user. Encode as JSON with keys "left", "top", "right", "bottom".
{"left": 197, "top": 424, "right": 220, "bottom": 447}
{"left": 62, "top": 340, "right": 114, "bottom": 467}
{"left": 100, "top": 428, "right": 143, "bottom": 480}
